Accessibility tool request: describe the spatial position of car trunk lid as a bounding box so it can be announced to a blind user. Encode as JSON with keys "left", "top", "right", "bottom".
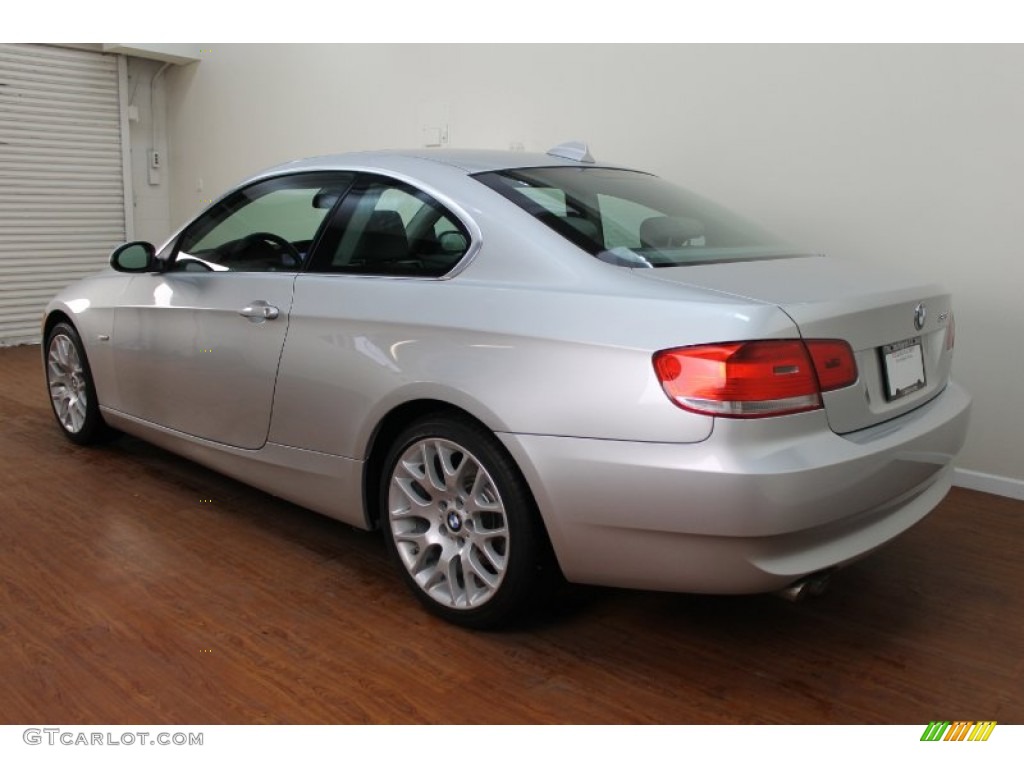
{"left": 633, "top": 256, "right": 955, "bottom": 434}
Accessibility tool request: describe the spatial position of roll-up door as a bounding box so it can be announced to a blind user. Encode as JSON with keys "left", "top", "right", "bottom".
{"left": 0, "top": 43, "right": 127, "bottom": 345}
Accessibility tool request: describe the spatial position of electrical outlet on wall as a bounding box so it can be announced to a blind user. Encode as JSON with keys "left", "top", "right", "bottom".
{"left": 418, "top": 102, "right": 451, "bottom": 148}
{"left": 150, "top": 150, "right": 161, "bottom": 169}
{"left": 423, "top": 125, "right": 450, "bottom": 148}
{"left": 423, "top": 127, "right": 442, "bottom": 147}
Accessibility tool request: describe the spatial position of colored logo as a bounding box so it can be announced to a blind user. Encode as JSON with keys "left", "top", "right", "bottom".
{"left": 920, "top": 721, "right": 997, "bottom": 741}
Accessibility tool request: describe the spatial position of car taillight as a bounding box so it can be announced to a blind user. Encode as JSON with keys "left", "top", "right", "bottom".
{"left": 653, "top": 339, "right": 858, "bottom": 418}
{"left": 805, "top": 340, "right": 859, "bottom": 392}
{"left": 946, "top": 312, "right": 956, "bottom": 350}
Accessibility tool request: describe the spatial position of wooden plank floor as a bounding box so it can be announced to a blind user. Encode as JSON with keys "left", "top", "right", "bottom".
{"left": 1, "top": 343, "right": 1021, "bottom": 724}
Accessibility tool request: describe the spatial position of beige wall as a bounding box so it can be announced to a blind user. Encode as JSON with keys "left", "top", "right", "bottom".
{"left": 125, "top": 58, "right": 172, "bottom": 244}
{"left": 164, "top": 44, "right": 1024, "bottom": 489}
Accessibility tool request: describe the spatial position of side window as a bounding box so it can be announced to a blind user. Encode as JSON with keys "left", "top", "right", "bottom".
{"left": 309, "top": 177, "right": 471, "bottom": 277}
{"left": 171, "top": 172, "right": 353, "bottom": 273}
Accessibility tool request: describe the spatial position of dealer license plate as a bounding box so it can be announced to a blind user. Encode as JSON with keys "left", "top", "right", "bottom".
{"left": 882, "top": 337, "right": 926, "bottom": 401}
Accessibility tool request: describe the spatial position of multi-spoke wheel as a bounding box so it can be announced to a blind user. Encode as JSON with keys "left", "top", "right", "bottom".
{"left": 381, "top": 415, "right": 551, "bottom": 628}
{"left": 45, "top": 321, "right": 113, "bottom": 445}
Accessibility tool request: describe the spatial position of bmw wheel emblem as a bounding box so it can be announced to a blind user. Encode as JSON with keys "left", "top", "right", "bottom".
{"left": 913, "top": 302, "right": 927, "bottom": 331}
{"left": 447, "top": 511, "right": 462, "bottom": 532}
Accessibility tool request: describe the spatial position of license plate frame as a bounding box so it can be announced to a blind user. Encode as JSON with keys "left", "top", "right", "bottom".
{"left": 881, "top": 337, "right": 926, "bottom": 401}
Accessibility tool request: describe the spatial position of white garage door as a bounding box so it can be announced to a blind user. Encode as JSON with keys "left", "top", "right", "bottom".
{"left": 0, "top": 43, "right": 127, "bottom": 345}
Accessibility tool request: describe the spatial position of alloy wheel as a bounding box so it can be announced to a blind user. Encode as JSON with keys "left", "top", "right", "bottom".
{"left": 387, "top": 437, "right": 510, "bottom": 609}
{"left": 47, "top": 332, "right": 88, "bottom": 434}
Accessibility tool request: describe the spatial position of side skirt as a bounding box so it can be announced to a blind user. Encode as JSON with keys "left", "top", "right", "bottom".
{"left": 101, "top": 407, "right": 368, "bottom": 529}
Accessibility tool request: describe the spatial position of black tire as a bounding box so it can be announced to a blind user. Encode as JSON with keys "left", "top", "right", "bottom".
{"left": 380, "top": 413, "right": 552, "bottom": 629}
{"left": 44, "top": 321, "right": 115, "bottom": 445}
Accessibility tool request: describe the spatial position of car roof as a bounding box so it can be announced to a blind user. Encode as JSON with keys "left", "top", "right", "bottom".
{"left": 257, "top": 147, "right": 627, "bottom": 178}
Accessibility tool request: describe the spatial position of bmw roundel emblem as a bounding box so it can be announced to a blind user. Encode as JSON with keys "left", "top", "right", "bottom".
{"left": 913, "top": 302, "right": 927, "bottom": 331}
{"left": 447, "top": 511, "right": 463, "bottom": 532}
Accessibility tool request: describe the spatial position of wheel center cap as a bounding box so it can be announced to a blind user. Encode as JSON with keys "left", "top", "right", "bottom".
{"left": 446, "top": 511, "right": 463, "bottom": 532}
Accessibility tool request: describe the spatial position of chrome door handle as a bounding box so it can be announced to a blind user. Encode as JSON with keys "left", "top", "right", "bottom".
{"left": 238, "top": 301, "right": 280, "bottom": 321}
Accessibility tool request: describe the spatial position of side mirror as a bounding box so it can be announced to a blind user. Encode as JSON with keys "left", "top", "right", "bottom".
{"left": 110, "top": 241, "right": 158, "bottom": 273}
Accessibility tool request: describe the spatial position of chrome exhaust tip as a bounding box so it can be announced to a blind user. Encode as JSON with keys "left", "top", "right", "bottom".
{"left": 777, "top": 570, "right": 833, "bottom": 602}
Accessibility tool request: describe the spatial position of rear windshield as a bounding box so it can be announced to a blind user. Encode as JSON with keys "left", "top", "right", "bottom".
{"left": 474, "top": 167, "right": 797, "bottom": 268}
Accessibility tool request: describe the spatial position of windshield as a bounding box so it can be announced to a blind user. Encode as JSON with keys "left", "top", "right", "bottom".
{"left": 475, "top": 167, "right": 800, "bottom": 268}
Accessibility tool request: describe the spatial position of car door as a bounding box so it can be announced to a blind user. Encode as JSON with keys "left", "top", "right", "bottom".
{"left": 111, "top": 171, "right": 353, "bottom": 449}
{"left": 268, "top": 174, "right": 474, "bottom": 456}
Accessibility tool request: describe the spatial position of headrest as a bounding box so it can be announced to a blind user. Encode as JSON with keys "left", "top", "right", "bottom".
{"left": 639, "top": 216, "right": 705, "bottom": 248}
{"left": 367, "top": 209, "right": 407, "bottom": 238}
{"left": 313, "top": 188, "right": 345, "bottom": 209}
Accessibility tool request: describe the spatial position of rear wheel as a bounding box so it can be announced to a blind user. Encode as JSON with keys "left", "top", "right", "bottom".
{"left": 45, "top": 321, "right": 114, "bottom": 445}
{"left": 381, "top": 414, "right": 550, "bottom": 629}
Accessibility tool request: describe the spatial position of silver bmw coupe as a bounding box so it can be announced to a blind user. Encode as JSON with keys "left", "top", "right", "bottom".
{"left": 43, "top": 142, "right": 971, "bottom": 627}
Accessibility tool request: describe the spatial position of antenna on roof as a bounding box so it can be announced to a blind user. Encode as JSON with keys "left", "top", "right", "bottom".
{"left": 546, "top": 140, "right": 595, "bottom": 163}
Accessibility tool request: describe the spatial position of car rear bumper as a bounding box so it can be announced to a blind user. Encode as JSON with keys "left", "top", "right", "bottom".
{"left": 498, "top": 380, "right": 971, "bottom": 593}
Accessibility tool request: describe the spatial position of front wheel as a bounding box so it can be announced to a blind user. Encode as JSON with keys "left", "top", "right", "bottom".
{"left": 44, "top": 321, "right": 114, "bottom": 445}
{"left": 381, "top": 414, "right": 551, "bottom": 629}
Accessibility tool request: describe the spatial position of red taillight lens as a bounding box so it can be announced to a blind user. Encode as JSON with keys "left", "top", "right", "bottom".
{"left": 653, "top": 339, "right": 857, "bottom": 418}
{"left": 805, "top": 340, "right": 858, "bottom": 391}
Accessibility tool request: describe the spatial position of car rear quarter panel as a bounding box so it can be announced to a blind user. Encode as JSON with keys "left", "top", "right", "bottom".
{"left": 268, "top": 275, "right": 801, "bottom": 458}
